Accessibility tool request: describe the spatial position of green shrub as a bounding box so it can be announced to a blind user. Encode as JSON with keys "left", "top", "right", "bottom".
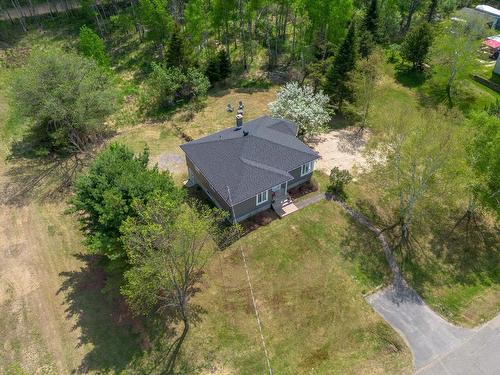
{"left": 12, "top": 48, "right": 117, "bottom": 156}
{"left": 328, "top": 167, "right": 353, "bottom": 198}
{"left": 79, "top": 25, "right": 109, "bottom": 67}
{"left": 141, "top": 63, "right": 209, "bottom": 112}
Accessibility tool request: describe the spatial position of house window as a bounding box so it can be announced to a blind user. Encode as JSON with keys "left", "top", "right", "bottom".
{"left": 256, "top": 190, "right": 268, "bottom": 205}
{"left": 300, "top": 161, "right": 314, "bottom": 176}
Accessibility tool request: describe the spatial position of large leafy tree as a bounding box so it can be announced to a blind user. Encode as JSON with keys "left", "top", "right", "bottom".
{"left": 303, "top": 0, "right": 354, "bottom": 52}
{"left": 269, "top": 82, "right": 332, "bottom": 138}
{"left": 12, "top": 48, "right": 117, "bottom": 156}
{"left": 121, "top": 195, "right": 239, "bottom": 373}
{"left": 79, "top": 25, "right": 109, "bottom": 67}
{"left": 324, "top": 20, "right": 357, "bottom": 108}
{"left": 347, "top": 48, "right": 384, "bottom": 131}
{"left": 468, "top": 111, "right": 500, "bottom": 218}
{"left": 367, "top": 106, "right": 465, "bottom": 255}
{"left": 136, "top": 0, "right": 172, "bottom": 46}
{"left": 401, "top": 22, "right": 433, "bottom": 70}
{"left": 430, "top": 15, "right": 486, "bottom": 106}
{"left": 69, "top": 143, "right": 183, "bottom": 268}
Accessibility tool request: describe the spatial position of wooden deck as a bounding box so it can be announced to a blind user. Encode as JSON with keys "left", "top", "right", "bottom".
{"left": 272, "top": 194, "right": 299, "bottom": 218}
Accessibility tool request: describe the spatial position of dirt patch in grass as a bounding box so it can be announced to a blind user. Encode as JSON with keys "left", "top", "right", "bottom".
{"left": 0, "top": 262, "right": 40, "bottom": 305}
{"left": 156, "top": 152, "right": 185, "bottom": 175}
{"left": 310, "top": 127, "right": 369, "bottom": 174}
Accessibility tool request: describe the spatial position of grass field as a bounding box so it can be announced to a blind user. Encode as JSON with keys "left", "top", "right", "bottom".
{"left": 184, "top": 201, "right": 411, "bottom": 374}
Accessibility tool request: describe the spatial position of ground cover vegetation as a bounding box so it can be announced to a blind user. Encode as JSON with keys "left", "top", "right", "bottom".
{"left": 0, "top": 0, "right": 498, "bottom": 373}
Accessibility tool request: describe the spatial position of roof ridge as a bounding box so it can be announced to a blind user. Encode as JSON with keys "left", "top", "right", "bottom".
{"left": 249, "top": 132, "right": 318, "bottom": 158}
{"left": 239, "top": 157, "right": 292, "bottom": 177}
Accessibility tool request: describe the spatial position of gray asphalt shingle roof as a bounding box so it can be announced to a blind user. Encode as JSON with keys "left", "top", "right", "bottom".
{"left": 180, "top": 116, "right": 319, "bottom": 205}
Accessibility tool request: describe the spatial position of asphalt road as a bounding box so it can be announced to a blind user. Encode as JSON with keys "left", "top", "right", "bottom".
{"left": 367, "top": 283, "right": 500, "bottom": 374}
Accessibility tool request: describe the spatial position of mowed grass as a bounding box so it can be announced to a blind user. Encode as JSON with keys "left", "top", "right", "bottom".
{"left": 185, "top": 201, "right": 412, "bottom": 374}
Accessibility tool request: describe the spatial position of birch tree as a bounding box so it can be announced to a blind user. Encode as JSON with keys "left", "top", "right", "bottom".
{"left": 368, "top": 106, "right": 464, "bottom": 255}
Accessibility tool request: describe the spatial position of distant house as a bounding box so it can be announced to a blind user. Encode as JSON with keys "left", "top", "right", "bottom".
{"left": 180, "top": 116, "right": 319, "bottom": 222}
{"left": 458, "top": 5, "right": 500, "bottom": 29}
{"left": 495, "top": 56, "right": 500, "bottom": 75}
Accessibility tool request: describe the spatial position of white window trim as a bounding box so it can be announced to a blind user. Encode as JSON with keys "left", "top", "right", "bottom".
{"left": 300, "top": 161, "right": 314, "bottom": 177}
{"left": 256, "top": 190, "right": 268, "bottom": 205}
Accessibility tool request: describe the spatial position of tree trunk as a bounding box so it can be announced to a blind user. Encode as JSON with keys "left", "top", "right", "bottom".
{"left": 11, "top": 0, "right": 27, "bottom": 32}
{"left": 165, "top": 317, "right": 189, "bottom": 374}
{"left": 446, "top": 74, "right": 454, "bottom": 107}
{"left": 401, "top": 0, "right": 420, "bottom": 35}
{"left": 427, "top": 0, "right": 438, "bottom": 23}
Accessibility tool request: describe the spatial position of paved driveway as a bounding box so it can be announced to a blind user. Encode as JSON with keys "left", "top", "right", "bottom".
{"left": 367, "top": 282, "right": 500, "bottom": 374}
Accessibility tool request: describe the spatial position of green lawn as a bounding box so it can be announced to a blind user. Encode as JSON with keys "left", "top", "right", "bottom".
{"left": 184, "top": 201, "right": 411, "bottom": 374}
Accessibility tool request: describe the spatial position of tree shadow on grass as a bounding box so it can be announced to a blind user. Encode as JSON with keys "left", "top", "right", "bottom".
{"left": 58, "top": 254, "right": 145, "bottom": 374}
{"left": 1, "top": 126, "right": 114, "bottom": 206}
{"left": 394, "top": 66, "right": 427, "bottom": 89}
{"left": 338, "top": 211, "right": 392, "bottom": 291}
{"left": 391, "top": 211, "right": 499, "bottom": 305}
{"left": 58, "top": 254, "right": 209, "bottom": 374}
{"left": 427, "top": 214, "right": 499, "bottom": 286}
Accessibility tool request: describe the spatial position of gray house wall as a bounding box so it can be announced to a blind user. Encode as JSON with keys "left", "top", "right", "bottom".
{"left": 188, "top": 157, "right": 314, "bottom": 223}
{"left": 233, "top": 188, "right": 274, "bottom": 222}
{"left": 288, "top": 164, "right": 313, "bottom": 188}
{"left": 186, "top": 157, "right": 230, "bottom": 212}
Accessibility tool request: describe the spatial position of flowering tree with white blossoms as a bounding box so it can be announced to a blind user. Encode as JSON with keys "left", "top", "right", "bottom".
{"left": 268, "top": 82, "right": 332, "bottom": 138}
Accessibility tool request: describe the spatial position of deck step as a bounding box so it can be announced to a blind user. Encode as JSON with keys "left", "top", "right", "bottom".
{"left": 272, "top": 201, "right": 299, "bottom": 218}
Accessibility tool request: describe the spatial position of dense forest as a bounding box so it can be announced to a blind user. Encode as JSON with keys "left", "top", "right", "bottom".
{"left": 1, "top": 0, "right": 497, "bottom": 70}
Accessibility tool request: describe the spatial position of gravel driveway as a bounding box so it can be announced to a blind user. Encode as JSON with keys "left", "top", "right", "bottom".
{"left": 367, "top": 283, "right": 500, "bottom": 374}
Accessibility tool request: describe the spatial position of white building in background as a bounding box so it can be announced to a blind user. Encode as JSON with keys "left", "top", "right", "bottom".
{"left": 475, "top": 5, "right": 500, "bottom": 29}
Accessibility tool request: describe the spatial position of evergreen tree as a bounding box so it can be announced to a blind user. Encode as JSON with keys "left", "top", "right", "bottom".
{"left": 79, "top": 25, "right": 109, "bottom": 67}
{"left": 218, "top": 49, "right": 231, "bottom": 80}
{"left": 359, "top": 29, "right": 375, "bottom": 58}
{"left": 205, "top": 55, "right": 221, "bottom": 84}
{"left": 364, "top": 0, "right": 379, "bottom": 41}
{"left": 70, "top": 143, "right": 183, "bottom": 268}
{"left": 401, "top": 22, "right": 433, "bottom": 70}
{"left": 166, "top": 23, "right": 186, "bottom": 68}
{"left": 205, "top": 49, "right": 231, "bottom": 85}
{"left": 324, "top": 21, "right": 357, "bottom": 108}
